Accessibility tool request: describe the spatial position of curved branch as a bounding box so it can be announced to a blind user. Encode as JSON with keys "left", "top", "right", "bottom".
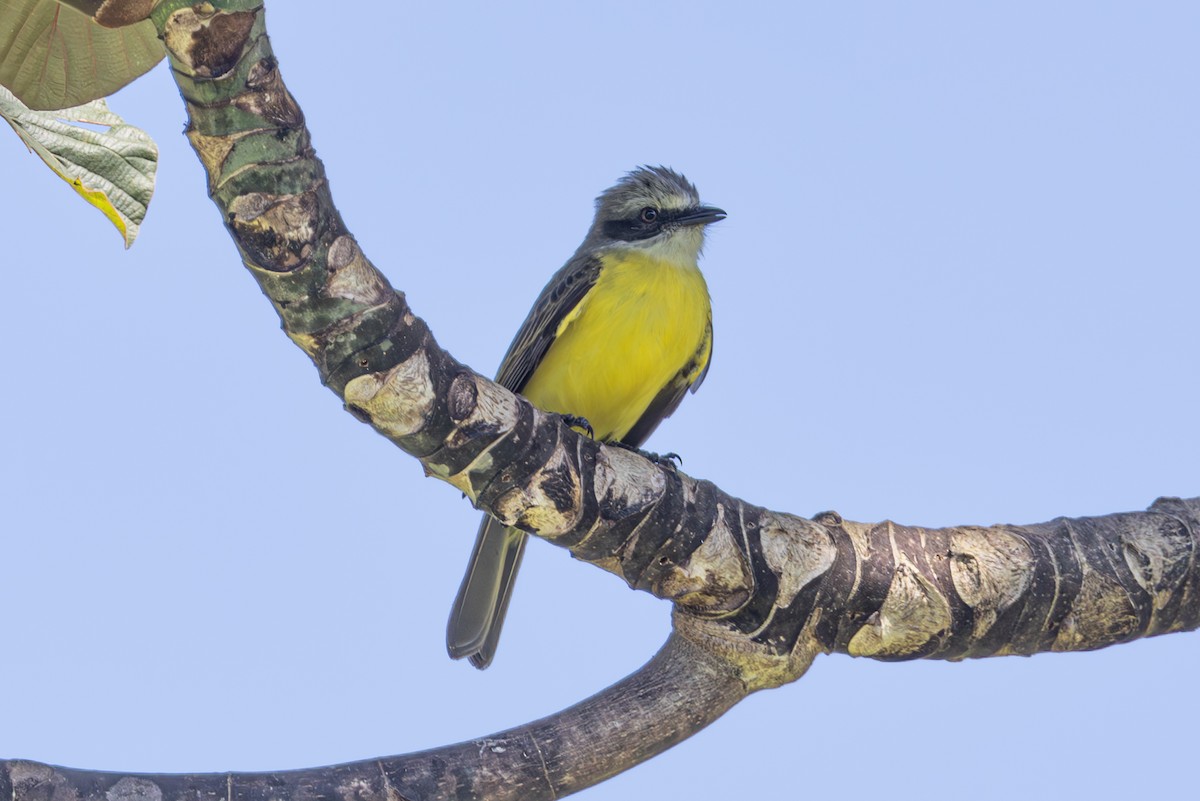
{"left": 1, "top": 634, "right": 747, "bottom": 801}
{"left": 5, "top": 2, "right": 1191, "bottom": 799}
{"left": 146, "top": 0, "right": 1200, "bottom": 686}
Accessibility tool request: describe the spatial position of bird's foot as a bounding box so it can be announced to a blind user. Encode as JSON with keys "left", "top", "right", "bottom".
{"left": 610, "top": 441, "right": 682, "bottom": 469}
{"left": 560, "top": 414, "right": 595, "bottom": 439}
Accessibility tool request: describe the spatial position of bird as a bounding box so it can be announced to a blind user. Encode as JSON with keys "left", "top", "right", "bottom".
{"left": 446, "top": 165, "right": 725, "bottom": 669}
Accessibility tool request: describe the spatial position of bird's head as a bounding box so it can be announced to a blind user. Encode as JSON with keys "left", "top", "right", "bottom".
{"left": 585, "top": 166, "right": 726, "bottom": 266}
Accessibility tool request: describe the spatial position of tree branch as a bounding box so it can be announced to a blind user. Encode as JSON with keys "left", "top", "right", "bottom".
{"left": 2, "top": 1, "right": 1194, "bottom": 799}
{"left": 147, "top": 0, "right": 1200, "bottom": 679}
{"left": 0, "top": 634, "right": 745, "bottom": 801}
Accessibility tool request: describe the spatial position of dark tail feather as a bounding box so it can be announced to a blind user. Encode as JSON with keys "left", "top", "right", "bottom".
{"left": 447, "top": 516, "right": 527, "bottom": 669}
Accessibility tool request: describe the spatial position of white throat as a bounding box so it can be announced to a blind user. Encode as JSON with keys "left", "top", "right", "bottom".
{"left": 628, "top": 226, "right": 705, "bottom": 268}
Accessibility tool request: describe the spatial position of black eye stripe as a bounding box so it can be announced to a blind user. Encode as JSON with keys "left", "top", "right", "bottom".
{"left": 600, "top": 206, "right": 695, "bottom": 242}
{"left": 602, "top": 218, "right": 659, "bottom": 242}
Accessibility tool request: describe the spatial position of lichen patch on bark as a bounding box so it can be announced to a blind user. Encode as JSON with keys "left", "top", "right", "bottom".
{"left": 663, "top": 503, "right": 753, "bottom": 613}
{"left": 227, "top": 190, "right": 319, "bottom": 271}
{"left": 760, "top": 513, "right": 837, "bottom": 608}
{"left": 949, "top": 526, "right": 1034, "bottom": 637}
{"left": 237, "top": 58, "right": 302, "bottom": 127}
{"left": 1053, "top": 566, "right": 1140, "bottom": 651}
{"left": 164, "top": 7, "right": 256, "bottom": 78}
{"left": 848, "top": 555, "right": 953, "bottom": 658}
{"left": 326, "top": 236, "right": 391, "bottom": 306}
{"left": 593, "top": 446, "right": 667, "bottom": 520}
{"left": 343, "top": 350, "right": 434, "bottom": 438}
{"left": 498, "top": 443, "right": 582, "bottom": 536}
{"left": 184, "top": 129, "right": 238, "bottom": 188}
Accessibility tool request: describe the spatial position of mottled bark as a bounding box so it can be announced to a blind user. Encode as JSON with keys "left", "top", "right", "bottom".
{"left": 0, "top": 635, "right": 746, "bottom": 801}
{"left": 143, "top": 0, "right": 1200, "bottom": 682}
{"left": 2, "top": 2, "right": 1196, "bottom": 800}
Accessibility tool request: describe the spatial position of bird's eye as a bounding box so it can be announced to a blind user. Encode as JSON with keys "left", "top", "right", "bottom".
{"left": 639, "top": 207, "right": 659, "bottom": 224}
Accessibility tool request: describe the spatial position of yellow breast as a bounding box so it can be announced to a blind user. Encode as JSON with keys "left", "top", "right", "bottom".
{"left": 520, "top": 250, "right": 711, "bottom": 442}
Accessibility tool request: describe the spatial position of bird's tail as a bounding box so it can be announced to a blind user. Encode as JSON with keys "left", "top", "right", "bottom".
{"left": 446, "top": 515, "right": 527, "bottom": 669}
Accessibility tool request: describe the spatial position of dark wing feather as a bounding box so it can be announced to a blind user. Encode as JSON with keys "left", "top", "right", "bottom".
{"left": 494, "top": 254, "right": 605, "bottom": 392}
{"left": 620, "top": 315, "right": 713, "bottom": 448}
{"left": 448, "top": 254, "right": 604, "bottom": 669}
{"left": 688, "top": 317, "right": 714, "bottom": 396}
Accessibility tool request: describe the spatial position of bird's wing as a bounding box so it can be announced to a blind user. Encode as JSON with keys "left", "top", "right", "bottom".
{"left": 620, "top": 313, "right": 713, "bottom": 448}
{"left": 688, "top": 313, "right": 714, "bottom": 395}
{"left": 494, "top": 254, "right": 604, "bottom": 392}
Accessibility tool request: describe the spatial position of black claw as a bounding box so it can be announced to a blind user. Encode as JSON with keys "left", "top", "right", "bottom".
{"left": 561, "top": 414, "right": 595, "bottom": 439}
{"left": 610, "top": 442, "right": 682, "bottom": 469}
{"left": 645, "top": 450, "right": 682, "bottom": 470}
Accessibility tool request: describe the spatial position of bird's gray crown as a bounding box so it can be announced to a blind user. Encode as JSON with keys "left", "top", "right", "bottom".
{"left": 594, "top": 166, "right": 701, "bottom": 220}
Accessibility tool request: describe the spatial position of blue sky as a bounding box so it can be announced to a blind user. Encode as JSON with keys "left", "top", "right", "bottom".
{"left": 2, "top": 3, "right": 1197, "bottom": 800}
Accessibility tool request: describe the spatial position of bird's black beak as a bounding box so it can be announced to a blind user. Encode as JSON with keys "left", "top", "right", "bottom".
{"left": 673, "top": 205, "right": 727, "bottom": 227}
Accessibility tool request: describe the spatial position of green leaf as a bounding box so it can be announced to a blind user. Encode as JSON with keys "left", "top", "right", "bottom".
{"left": 1, "top": 83, "right": 157, "bottom": 247}
{"left": 0, "top": 0, "right": 164, "bottom": 110}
